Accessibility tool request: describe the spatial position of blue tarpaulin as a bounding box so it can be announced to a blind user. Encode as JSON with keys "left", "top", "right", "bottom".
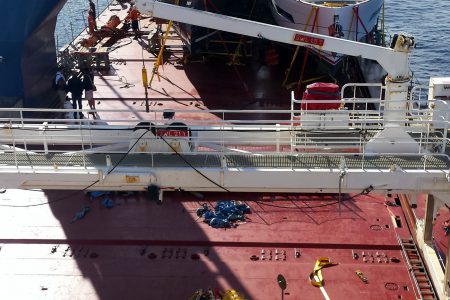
{"left": 197, "top": 201, "right": 250, "bottom": 228}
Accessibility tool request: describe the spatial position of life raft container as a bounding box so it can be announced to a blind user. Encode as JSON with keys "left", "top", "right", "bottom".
{"left": 301, "top": 82, "right": 341, "bottom": 110}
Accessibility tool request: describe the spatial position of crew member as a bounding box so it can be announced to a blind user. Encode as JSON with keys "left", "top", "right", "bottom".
{"left": 54, "top": 66, "right": 67, "bottom": 108}
{"left": 67, "top": 71, "right": 85, "bottom": 119}
{"left": 126, "top": 5, "right": 141, "bottom": 39}
{"left": 83, "top": 69, "right": 97, "bottom": 119}
{"left": 88, "top": 7, "right": 97, "bottom": 34}
{"left": 88, "top": 0, "right": 96, "bottom": 17}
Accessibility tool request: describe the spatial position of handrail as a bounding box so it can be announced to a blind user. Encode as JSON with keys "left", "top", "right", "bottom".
{"left": 1, "top": 87, "right": 450, "bottom": 170}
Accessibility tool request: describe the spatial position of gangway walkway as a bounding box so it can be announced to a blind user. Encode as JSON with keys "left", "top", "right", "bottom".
{"left": 1, "top": 104, "right": 450, "bottom": 193}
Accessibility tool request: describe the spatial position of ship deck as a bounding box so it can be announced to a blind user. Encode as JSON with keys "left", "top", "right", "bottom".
{"left": 0, "top": 1, "right": 447, "bottom": 300}
{"left": 0, "top": 189, "right": 422, "bottom": 300}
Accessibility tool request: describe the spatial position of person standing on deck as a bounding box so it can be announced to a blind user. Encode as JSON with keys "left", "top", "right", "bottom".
{"left": 83, "top": 69, "right": 97, "bottom": 119}
{"left": 54, "top": 66, "right": 67, "bottom": 108}
{"left": 88, "top": 0, "right": 97, "bottom": 34}
{"left": 126, "top": 5, "right": 141, "bottom": 39}
{"left": 88, "top": 8, "right": 97, "bottom": 34}
{"left": 88, "top": 0, "right": 96, "bottom": 18}
{"left": 67, "top": 71, "right": 84, "bottom": 119}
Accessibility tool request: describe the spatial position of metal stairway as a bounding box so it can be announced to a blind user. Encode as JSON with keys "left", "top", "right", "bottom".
{"left": 399, "top": 237, "right": 437, "bottom": 300}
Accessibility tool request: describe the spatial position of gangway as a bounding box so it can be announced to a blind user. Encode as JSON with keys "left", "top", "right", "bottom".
{"left": 1, "top": 100, "right": 450, "bottom": 194}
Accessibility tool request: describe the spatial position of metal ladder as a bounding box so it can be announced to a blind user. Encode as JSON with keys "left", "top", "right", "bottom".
{"left": 399, "top": 237, "right": 437, "bottom": 300}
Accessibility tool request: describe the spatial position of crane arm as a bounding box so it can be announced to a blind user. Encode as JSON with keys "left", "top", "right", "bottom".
{"left": 136, "top": 0, "right": 414, "bottom": 80}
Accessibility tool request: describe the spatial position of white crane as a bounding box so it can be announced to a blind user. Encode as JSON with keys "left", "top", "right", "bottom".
{"left": 136, "top": 0, "right": 415, "bottom": 124}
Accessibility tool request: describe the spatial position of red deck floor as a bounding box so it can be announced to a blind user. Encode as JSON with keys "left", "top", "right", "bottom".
{"left": 0, "top": 190, "right": 420, "bottom": 299}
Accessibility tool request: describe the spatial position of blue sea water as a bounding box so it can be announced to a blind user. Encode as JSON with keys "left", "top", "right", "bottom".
{"left": 56, "top": 0, "right": 110, "bottom": 48}
{"left": 56, "top": 0, "right": 450, "bottom": 84}
{"left": 384, "top": 0, "right": 450, "bottom": 85}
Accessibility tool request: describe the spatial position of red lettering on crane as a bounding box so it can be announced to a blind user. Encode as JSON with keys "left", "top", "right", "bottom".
{"left": 293, "top": 34, "right": 324, "bottom": 46}
{"left": 155, "top": 129, "right": 189, "bottom": 137}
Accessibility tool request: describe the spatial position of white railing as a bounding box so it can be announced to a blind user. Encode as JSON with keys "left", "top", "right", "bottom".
{"left": 0, "top": 102, "right": 449, "bottom": 170}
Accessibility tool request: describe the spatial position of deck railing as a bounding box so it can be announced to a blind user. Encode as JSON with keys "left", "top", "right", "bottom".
{"left": 0, "top": 94, "right": 450, "bottom": 171}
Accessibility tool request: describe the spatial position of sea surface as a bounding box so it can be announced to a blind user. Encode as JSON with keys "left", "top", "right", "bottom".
{"left": 56, "top": 0, "right": 110, "bottom": 48}
{"left": 56, "top": 0, "right": 450, "bottom": 84}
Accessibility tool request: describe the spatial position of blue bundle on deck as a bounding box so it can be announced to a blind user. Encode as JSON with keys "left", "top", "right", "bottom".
{"left": 198, "top": 200, "right": 250, "bottom": 228}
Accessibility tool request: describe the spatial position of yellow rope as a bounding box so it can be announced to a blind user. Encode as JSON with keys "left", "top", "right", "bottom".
{"left": 148, "top": 0, "right": 179, "bottom": 87}
{"left": 282, "top": 6, "right": 317, "bottom": 87}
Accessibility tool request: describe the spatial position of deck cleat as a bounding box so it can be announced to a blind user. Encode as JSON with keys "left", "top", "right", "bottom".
{"left": 76, "top": 247, "right": 84, "bottom": 258}
{"left": 63, "top": 246, "right": 71, "bottom": 257}
{"left": 355, "top": 270, "right": 368, "bottom": 284}
{"left": 50, "top": 245, "right": 59, "bottom": 254}
{"left": 390, "top": 257, "right": 401, "bottom": 263}
{"left": 83, "top": 248, "right": 90, "bottom": 258}
{"left": 250, "top": 255, "right": 259, "bottom": 261}
{"left": 147, "top": 253, "right": 157, "bottom": 259}
{"left": 167, "top": 248, "right": 174, "bottom": 259}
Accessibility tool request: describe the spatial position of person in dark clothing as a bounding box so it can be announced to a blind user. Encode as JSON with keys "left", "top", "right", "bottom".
{"left": 67, "top": 72, "right": 85, "bottom": 118}
{"left": 88, "top": 8, "right": 97, "bottom": 33}
{"left": 89, "top": 0, "right": 96, "bottom": 17}
{"left": 82, "top": 69, "right": 97, "bottom": 119}
{"left": 88, "top": 0, "right": 97, "bottom": 32}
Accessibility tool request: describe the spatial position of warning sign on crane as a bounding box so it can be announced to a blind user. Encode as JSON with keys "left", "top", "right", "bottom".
{"left": 293, "top": 34, "right": 324, "bottom": 46}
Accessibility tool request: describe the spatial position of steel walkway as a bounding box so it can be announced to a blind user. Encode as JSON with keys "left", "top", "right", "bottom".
{"left": 0, "top": 152, "right": 449, "bottom": 170}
